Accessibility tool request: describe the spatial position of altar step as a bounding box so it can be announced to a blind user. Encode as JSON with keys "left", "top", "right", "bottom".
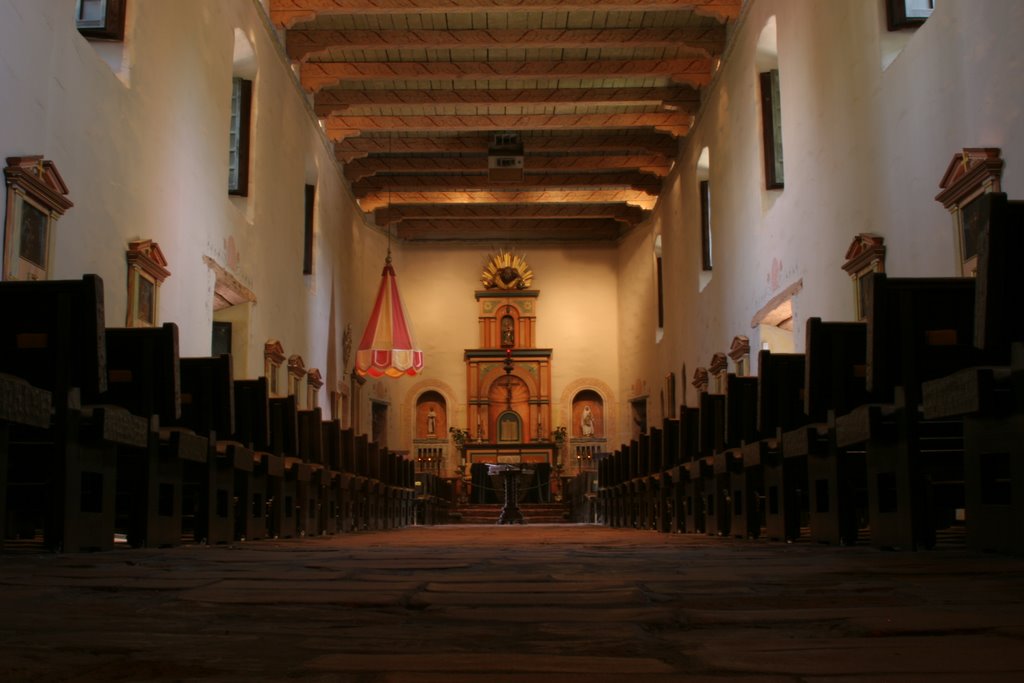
{"left": 451, "top": 503, "right": 570, "bottom": 525}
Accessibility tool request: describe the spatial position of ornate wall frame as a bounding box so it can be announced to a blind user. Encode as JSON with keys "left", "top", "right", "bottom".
{"left": 3, "top": 156, "right": 73, "bottom": 282}
{"left": 935, "top": 148, "right": 1003, "bottom": 276}
{"left": 125, "top": 240, "right": 170, "bottom": 327}
{"left": 842, "top": 233, "right": 886, "bottom": 320}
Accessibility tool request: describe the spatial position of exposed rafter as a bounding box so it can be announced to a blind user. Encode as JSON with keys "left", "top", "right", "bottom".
{"left": 358, "top": 189, "right": 658, "bottom": 212}
{"left": 352, "top": 173, "right": 663, "bottom": 197}
{"left": 375, "top": 202, "right": 649, "bottom": 226}
{"left": 324, "top": 112, "right": 691, "bottom": 140}
{"left": 396, "top": 218, "right": 627, "bottom": 242}
{"left": 288, "top": 27, "right": 725, "bottom": 61}
{"left": 271, "top": 0, "right": 742, "bottom": 28}
{"left": 301, "top": 58, "right": 714, "bottom": 92}
{"left": 271, "top": 0, "right": 729, "bottom": 241}
{"left": 346, "top": 155, "right": 672, "bottom": 181}
{"left": 314, "top": 86, "right": 700, "bottom": 117}
{"left": 334, "top": 133, "right": 679, "bottom": 161}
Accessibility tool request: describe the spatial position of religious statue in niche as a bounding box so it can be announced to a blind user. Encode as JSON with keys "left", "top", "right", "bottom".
{"left": 426, "top": 407, "right": 437, "bottom": 436}
{"left": 500, "top": 314, "right": 515, "bottom": 347}
{"left": 581, "top": 404, "right": 596, "bottom": 437}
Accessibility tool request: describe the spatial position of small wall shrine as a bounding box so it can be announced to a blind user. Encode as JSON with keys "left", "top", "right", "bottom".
{"left": 462, "top": 251, "right": 556, "bottom": 469}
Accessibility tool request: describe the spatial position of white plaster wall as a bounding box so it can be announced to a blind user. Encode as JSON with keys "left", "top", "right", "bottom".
{"left": 0, "top": 0, "right": 387, "bottom": 412}
{"left": 618, "top": 0, "right": 1024, "bottom": 412}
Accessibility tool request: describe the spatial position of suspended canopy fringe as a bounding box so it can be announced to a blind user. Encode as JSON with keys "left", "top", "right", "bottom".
{"left": 355, "top": 254, "right": 424, "bottom": 378}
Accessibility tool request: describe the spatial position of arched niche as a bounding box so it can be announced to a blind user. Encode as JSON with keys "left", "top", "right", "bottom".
{"left": 496, "top": 410, "right": 523, "bottom": 443}
{"left": 572, "top": 389, "right": 604, "bottom": 439}
{"left": 415, "top": 390, "right": 447, "bottom": 440}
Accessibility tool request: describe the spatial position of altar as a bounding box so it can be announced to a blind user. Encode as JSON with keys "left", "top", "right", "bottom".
{"left": 465, "top": 443, "right": 558, "bottom": 504}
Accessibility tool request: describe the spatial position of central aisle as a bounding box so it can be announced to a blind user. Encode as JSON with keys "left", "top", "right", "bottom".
{"left": 1, "top": 525, "right": 1023, "bottom": 681}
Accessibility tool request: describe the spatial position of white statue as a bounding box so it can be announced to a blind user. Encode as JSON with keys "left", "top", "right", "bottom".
{"left": 427, "top": 407, "right": 436, "bottom": 435}
{"left": 581, "top": 405, "right": 595, "bottom": 437}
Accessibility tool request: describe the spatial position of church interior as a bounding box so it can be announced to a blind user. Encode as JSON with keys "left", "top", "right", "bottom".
{"left": 2, "top": 0, "right": 1024, "bottom": 679}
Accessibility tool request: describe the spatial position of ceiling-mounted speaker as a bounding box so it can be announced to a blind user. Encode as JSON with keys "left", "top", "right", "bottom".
{"left": 488, "top": 132, "right": 524, "bottom": 182}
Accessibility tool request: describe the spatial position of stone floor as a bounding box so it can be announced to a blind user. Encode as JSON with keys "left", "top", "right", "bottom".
{"left": 2, "top": 525, "right": 1023, "bottom": 682}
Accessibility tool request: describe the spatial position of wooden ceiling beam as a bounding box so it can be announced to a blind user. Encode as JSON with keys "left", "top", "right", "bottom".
{"left": 271, "top": 0, "right": 742, "bottom": 28}
{"left": 301, "top": 58, "right": 713, "bottom": 92}
{"left": 375, "top": 202, "right": 649, "bottom": 226}
{"left": 325, "top": 112, "right": 691, "bottom": 140}
{"left": 396, "top": 218, "right": 626, "bottom": 242}
{"left": 352, "top": 172, "right": 663, "bottom": 197}
{"left": 346, "top": 154, "right": 671, "bottom": 181}
{"left": 335, "top": 133, "right": 678, "bottom": 160}
{"left": 314, "top": 86, "right": 699, "bottom": 117}
{"left": 358, "top": 189, "right": 657, "bottom": 212}
{"left": 288, "top": 27, "right": 725, "bottom": 61}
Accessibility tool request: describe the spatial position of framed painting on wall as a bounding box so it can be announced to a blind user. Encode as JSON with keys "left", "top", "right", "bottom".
{"left": 125, "top": 239, "right": 170, "bottom": 327}
{"left": 3, "top": 156, "right": 73, "bottom": 282}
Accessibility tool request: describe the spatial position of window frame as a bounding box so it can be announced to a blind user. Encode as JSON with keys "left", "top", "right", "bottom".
{"left": 76, "top": 0, "right": 127, "bottom": 41}
{"left": 886, "top": 0, "right": 934, "bottom": 31}
{"left": 699, "top": 179, "right": 713, "bottom": 271}
{"left": 303, "top": 184, "right": 315, "bottom": 274}
{"left": 228, "top": 77, "right": 253, "bottom": 196}
{"left": 760, "top": 69, "right": 785, "bottom": 190}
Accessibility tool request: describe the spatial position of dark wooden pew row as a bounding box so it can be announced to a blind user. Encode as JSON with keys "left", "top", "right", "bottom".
{"left": 232, "top": 378, "right": 283, "bottom": 541}
{"left": 171, "top": 354, "right": 249, "bottom": 545}
{"left": 676, "top": 405, "right": 704, "bottom": 534}
{"left": 269, "top": 395, "right": 306, "bottom": 538}
{"left": 353, "top": 433, "right": 372, "bottom": 530}
{"left": 297, "top": 406, "right": 326, "bottom": 535}
{"left": 104, "top": 323, "right": 206, "bottom": 548}
{"left": 784, "top": 319, "right": 869, "bottom": 546}
{"left": 698, "top": 391, "right": 726, "bottom": 536}
{"left": 0, "top": 374, "right": 52, "bottom": 551}
{"left": 320, "top": 418, "right": 344, "bottom": 534}
{"left": 922, "top": 192, "right": 1024, "bottom": 554}
{"left": 414, "top": 470, "right": 452, "bottom": 524}
{"left": 648, "top": 427, "right": 671, "bottom": 532}
{"left": 660, "top": 417, "right": 681, "bottom": 532}
{"left": 1, "top": 276, "right": 148, "bottom": 552}
{"left": 339, "top": 427, "right": 358, "bottom": 532}
{"left": 759, "top": 350, "right": 809, "bottom": 542}
{"left": 721, "top": 374, "right": 760, "bottom": 539}
{"left": 836, "top": 273, "right": 980, "bottom": 549}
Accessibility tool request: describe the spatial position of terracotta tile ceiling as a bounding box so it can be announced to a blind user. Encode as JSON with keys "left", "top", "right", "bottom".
{"left": 270, "top": 0, "right": 740, "bottom": 242}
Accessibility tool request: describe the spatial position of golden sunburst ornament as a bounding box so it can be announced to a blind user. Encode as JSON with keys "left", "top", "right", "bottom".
{"left": 481, "top": 249, "right": 533, "bottom": 290}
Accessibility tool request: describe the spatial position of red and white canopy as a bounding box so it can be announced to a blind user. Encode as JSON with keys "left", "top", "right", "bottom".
{"left": 355, "top": 257, "right": 423, "bottom": 378}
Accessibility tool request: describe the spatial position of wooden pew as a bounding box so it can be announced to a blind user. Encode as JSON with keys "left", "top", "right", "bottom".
{"left": 921, "top": 193, "right": 1024, "bottom": 554}
{"left": 676, "top": 405, "right": 704, "bottom": 534}
{"left": 0, "top": 374, "right": 52, "bottom": 551}
{"left": 0, "top": 275, "right": 147, "bottom": 552}
{"left": 758, "top": 350, "right": 808, "bottom": 542}
{"left": 698, "top": 392, "right": 726, "bottom": 536}
{"left": 836, "top": 273, "right": 978, "bottom": 549}
{"left": 660, "top": 417, "right": 682, "bottom": 532}
{"left": 172, "top": 355, "right": 247, "bottom": 545}
{"left": 721, "top": 374, "right": 760, "bottom": 539}
{"left": 787, "top": 318, "right": 869, "bottom": 546}
{"left": 297, "top": 407, "right": 325, "bottom": 536}
{"left": 339, "top": 427, "right": 358, "bottom": 532}
{"left": 232, "top": 378, "right": 283, "bottom": 541}
{"left": 320, "top": 418, "right": 344, "bottom": 534}
{"left": 269, "top": 395, "right": 306, "bottom": 538}
{"left": 104, "top": 323, "right": 200, "bottom": 548}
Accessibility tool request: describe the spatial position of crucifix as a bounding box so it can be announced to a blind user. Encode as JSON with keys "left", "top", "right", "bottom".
{"left": 503, "top": 348, "right": 514, "bottom": 410}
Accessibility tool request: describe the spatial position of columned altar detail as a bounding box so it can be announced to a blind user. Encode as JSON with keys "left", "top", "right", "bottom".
{"left": 465, "top": 289, "right": 554, "bottom": 460}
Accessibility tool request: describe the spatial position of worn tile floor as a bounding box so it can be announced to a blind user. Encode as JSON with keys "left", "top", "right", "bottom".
{"left": 2, "top": 525, "right": 1023, "bottom": 682}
